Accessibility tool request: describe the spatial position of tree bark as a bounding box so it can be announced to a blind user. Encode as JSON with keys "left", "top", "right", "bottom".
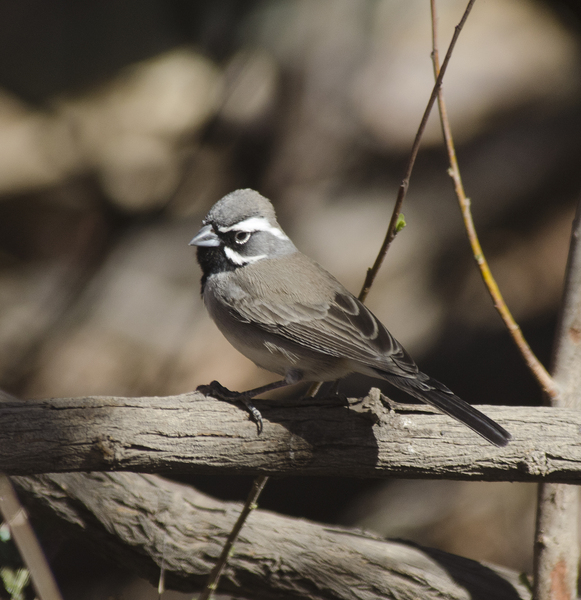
{"left": 13, "top": 472, "right": 531, "bottom": 600}
{"left": 1, "top": 390, "right": 580, "bottom": 481}
{"left": 533, "top": 200, "right": 581, "bottom": 599}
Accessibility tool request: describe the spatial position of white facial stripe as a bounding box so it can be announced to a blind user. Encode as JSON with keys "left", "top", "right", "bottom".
{"left": 218, "top": 217, "right": 289, "bottom": 240}
{"left": 224, "top": 246, "right": 267, "bottom": 265}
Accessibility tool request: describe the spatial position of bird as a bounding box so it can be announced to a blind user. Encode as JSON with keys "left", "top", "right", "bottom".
{"left": 189, "top": 189, "right": 511, "bottom": 447}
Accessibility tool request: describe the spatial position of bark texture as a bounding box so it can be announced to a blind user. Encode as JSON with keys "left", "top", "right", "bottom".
{"left": 533, "top": 201, "right": 581, "bottom": 599}
{"left": 13, "top": 472, "right": 532, "bottom": 600}
{"left": 0, "top": 390, "right": 579, "bottom": 482}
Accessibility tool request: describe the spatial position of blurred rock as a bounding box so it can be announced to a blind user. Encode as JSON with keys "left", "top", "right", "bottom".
{"left": 167, "top": 144, "right": 237, "bottom": 219}
{"left": 59, "top": 49, "right": 223, "bottom": 211}
{"left": 253, "top": 0, "right": 369, "bottom": 197}
{"left": 219, "top": 48, "right": 279, "bottom": 127}
{"left": 0, "top": 50, "right": 223, "bottom": 205}
{"left": 353, "top": 0, "right": 581, "bottom": 149}
{"left": 24, "top": 220, "right": 271, "bottom": 399}
{"left": 0, "top": 91, "right": 77, "bottom": 194}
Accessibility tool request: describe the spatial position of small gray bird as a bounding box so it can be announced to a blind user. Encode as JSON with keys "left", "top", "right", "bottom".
{"left": 190, "top": 189, "right": 511, "bottom": 447}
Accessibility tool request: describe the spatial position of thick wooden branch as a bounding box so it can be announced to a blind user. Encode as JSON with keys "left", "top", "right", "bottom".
{"left": 13, "top": 472, "right": 531, "bottom": 600}
{"left": 2, "top": 389, "right": 581, "bottom": 482}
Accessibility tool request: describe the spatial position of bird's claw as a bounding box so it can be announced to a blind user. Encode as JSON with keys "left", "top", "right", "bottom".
{"left": 240, "top": 398, "right": 263, "bottom": 434}
{"left": 197, "top": 381, "right": 264, "bottom": 434}
{"left": 197, "top": 380, "right": 241, "bottom": 401}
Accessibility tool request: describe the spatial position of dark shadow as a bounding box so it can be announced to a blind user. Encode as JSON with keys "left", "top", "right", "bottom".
{"left": 179, "top": 387, "right": 383, "bottom": 524}
{"left": 246, "top": 390, "right": 382, "bottom": 476}
{"left": 397, "top": 539, "right": 527, "bottom": 600}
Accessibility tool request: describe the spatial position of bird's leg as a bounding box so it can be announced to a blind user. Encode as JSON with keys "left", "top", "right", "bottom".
{"left": 197, "top": 379, "right": 293, "bottom": 433}
{"left": 309, "top": 380, "right": 348, "bottom": 406}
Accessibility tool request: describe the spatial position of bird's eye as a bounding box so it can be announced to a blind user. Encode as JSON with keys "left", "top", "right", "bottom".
{"left": 234, "top": 231, "right": 251, "bottom": 244}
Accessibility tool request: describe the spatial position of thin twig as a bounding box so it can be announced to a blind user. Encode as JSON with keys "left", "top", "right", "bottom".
{"left": 358, "top": 0, "right": 477, "bottom": 302}
{"left": 0, "top": 390, "right": 63, "bottom": 600}
{"left": 0, "top": 475, "right": 63, "bottom": 600}
{"left": 428, "top": 0, "right": 557, "bottom": 399}
{"left": 199, "top": 475, "right": 268, "bottom": 600}
{"left": 198, "top": 378, "right": 321, "bottom": 599}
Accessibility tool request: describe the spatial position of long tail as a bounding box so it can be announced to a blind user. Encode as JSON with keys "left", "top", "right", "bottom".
{"left": 378, "top": 371, "right": 511, "bottom": 447}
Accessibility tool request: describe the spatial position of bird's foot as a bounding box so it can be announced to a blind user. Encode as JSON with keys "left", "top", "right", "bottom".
{"left": 197, "top": 380, "right": 241, "bottom": 401}
{"left": 196, "top": 381, "right": 264, "bottom": 434}
{"left": 239, "top": 397, "right": 263, "bottom": 434}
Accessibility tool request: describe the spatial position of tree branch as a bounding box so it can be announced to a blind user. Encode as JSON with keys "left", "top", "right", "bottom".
{"left": 358, "top": 0, "right": 477, "bottom": 302}
{"left": 12, "top": 472, "right": 531, "bottom": 600}
{"left": 533, "top": 199, "right": 581, "bottom": 599}
{"left": 1, "top": 391, "right": 580, "bottom": 482}
{"left": 428, "top": 0, "right": 556, "bottom": 399}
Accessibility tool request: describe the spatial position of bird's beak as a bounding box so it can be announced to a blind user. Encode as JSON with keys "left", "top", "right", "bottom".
{"left": 189, "top": 224, "right": 221, "bottom": 247}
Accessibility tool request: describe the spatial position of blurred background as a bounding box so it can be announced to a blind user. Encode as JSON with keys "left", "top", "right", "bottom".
{"left": 0, "top": 0, "right": 580, "bottom": 597}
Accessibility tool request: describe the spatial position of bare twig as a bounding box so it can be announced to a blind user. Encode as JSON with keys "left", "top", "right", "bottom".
{"left": 199, "top": 475, "right": 268, "bottom": 600}
{"left": 0, "top": 390, "right": 63, "bottom": 600}
{"left": 428, "top": 0, "right": 556, "bottom": 399}
{"left": 429, "top": 3, "right": 575, "bottom": 595}
{"left": 0, "top": 475, "right": 63, "bottom": 600}
{"left": 198, "top": 377, "right": 323, "bottom": 597}
{"left": 358, "top": 0, "right": 477, "bottom": 302}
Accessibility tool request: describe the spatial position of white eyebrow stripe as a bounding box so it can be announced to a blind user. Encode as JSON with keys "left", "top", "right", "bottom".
{"left": 224, "top": 246, "right": 267, "bottom": 265}
{"left": 218, "top": 217, "right": 289, "bottom": 240}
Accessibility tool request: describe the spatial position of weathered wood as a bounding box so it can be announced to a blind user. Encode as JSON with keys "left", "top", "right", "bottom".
{"left": 13, "top": 472, "right": 531, "bottom": 600}
{"left": 1, "top": 389, "right": 580, "bottom": 482}
{"left": 533, "top": 200, "right": 581, "bottom": 599}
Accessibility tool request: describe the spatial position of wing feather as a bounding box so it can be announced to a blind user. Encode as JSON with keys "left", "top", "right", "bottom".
{"left": 225, "top": 261, "right": 419, "bottom": 378}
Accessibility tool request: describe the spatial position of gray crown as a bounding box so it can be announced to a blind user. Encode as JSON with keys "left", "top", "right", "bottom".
{"left": 204, "top": 189, "right": 279, "bottom": 228}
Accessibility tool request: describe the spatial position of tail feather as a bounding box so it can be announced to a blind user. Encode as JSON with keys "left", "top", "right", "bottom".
{"left": 380, "top": 373, "right": 511, "bottom": 447}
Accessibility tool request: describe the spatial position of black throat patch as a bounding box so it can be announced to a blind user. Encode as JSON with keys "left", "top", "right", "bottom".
{"left": 196, "top": 245, "right": 241, "bottom": 294}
